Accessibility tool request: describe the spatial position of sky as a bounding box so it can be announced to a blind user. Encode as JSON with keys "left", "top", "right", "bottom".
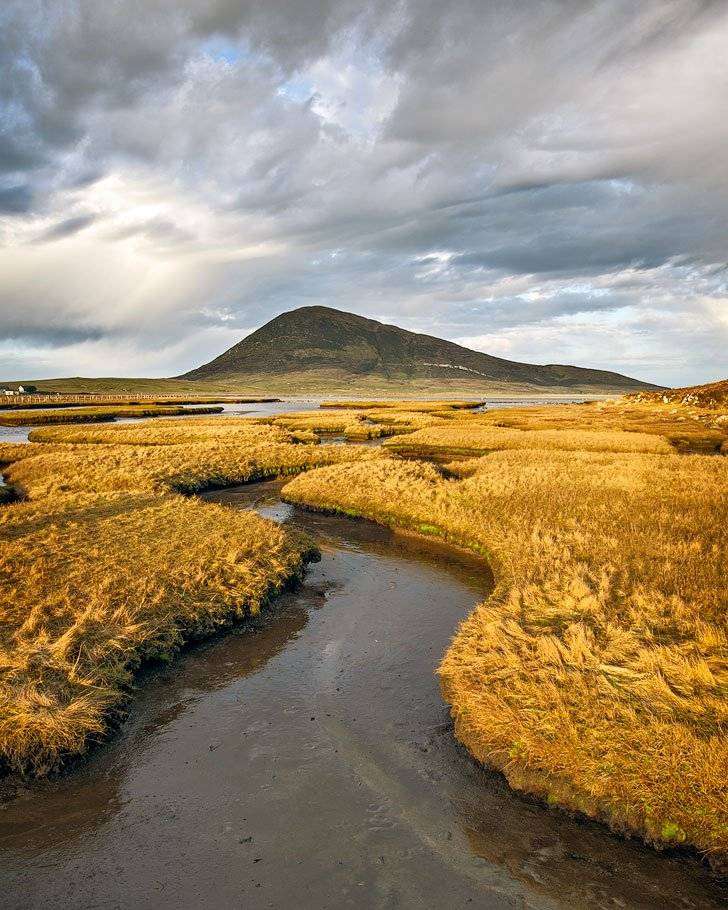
{"left": 1, "top": 1, "right": 727, "bottom": 386}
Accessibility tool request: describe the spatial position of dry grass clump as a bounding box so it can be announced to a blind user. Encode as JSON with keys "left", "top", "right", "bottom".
{"left": 0, "top": 419, "right": 382, "bottom": 773}
{"left": 384, "top": 424, "right": 675, "bottom": 455}
{"left": 0, "top": 395, "right": 279, "bottom": 411}
{"left": 320, "top": 399, "right": 484, "bottom": 411}
{"left": 259, "top": 407, "right": 447, "bottom": 440}
{"left": 260, "top": 410, "right": 363, "bottom": 434}
{"left": 29, "top": 418, "right": 295, "bottom": 447}
{"left": 0, "top": 492, "right": 311, "bottom": 775}
{"left": 1, "top": 437, "right": 380, "bottom": 501}
{"left": 282, "top": 448, "right": 728, "bottom": 866}
{"left": 342, "top": 422, "right": 398, "bottom": 441}
{"left": 1, "top": 410, "right": 112, "bottom": 427}
{"left": 0, "top": 405, "right": 223, "bottom": 426}
{"left": 360, "top": 408, "right": 448, "bottom": 428}
{"left": 479, "top": 400, "right": 727, "bottom": 454}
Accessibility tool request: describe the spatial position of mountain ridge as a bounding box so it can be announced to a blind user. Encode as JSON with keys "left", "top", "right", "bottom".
{"left": 182, "top": 305, "right": 660, "bottom": 393}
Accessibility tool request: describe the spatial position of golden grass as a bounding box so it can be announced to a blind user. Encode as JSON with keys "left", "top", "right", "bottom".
{"left": 320, "top": 399, "right": 485, "bottom": 411}
{"left": 1, "top": 434, "right": 381, "bottom": 501}
{"left": 282, "top": 445, "right": 728, "bottom": 866}
{"left": 0, "top": 419, "right": 381, "bottom": 774}
{"left": 257, "top": 407, "right": 447, "bottom": 439}
{"left": 478, "top": 400, "right": 726, "bottom": 454}
{"left": 384, "top": 425, "right": 675, "bottom": 455}
{"left": 0, "top": 405, "right": 224, "bottom": 426}
{"left": 3, "top": 391, "right": 727, "bottom": 866}
{"left": 28, "top": 418, "right": 296, "bottom": 447}
{"left": 0, "top": 395, "right": 279, "bottom": 411}
{"left": 260, "top": 410, "right": 362, "bottom": 434}
{"left": 0, "top": 493, "right": 310, "bottom": 775}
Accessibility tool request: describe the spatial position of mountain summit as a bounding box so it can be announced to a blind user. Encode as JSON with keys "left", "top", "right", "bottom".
{"left": 182, "top": 306, "right": 658, "bottom": 392}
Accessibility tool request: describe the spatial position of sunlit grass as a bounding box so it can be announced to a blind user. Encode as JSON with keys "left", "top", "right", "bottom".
{"left": 258, "top": 407, "right": 447, "bottom": 439}
{"left": 384, "top": 425, "right": 675, "bottom": 455}
{"left": 0, "top": 419, "right": 381, "bottom": 773}
{"left": 319, "top": 399, "right": 485, "bottom": 411}
{"left": 2, "top": 393, "right": 727, "bottom": 869}
{"left": 29, "top": 418, "right": 295, "bottom": 446}
{"left": 0, "top": 492, "right": 312, "bottom": 775}
{"left": 0, "top": 405, "right": 224, "bottom": 426}
{"left": 282, "top": 432, "right": 728, "bottom": 865}
{"left": 478, "top": 400, "right": 726, "bottom": 453}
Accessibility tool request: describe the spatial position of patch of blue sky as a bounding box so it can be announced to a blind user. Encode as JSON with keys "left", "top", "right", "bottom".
{"left": 277, "top": 76, "right": 315, "bottom": 103}
{"left": 198, "top": 36, "right": 248, "bottom": 65}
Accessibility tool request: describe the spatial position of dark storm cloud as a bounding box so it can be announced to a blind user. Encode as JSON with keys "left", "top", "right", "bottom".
{"left": 0, "top": 1, "right": 726, "bottom": 384}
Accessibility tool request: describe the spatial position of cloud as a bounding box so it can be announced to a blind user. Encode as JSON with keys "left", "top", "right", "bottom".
{"left": 0, "top": 184, "right": 33, "bottom": 213}
{"left": 0, "top": 1, "right": 726, "bottom": 385}
{"left": 36, "top": 213, "right": 97, "bottom": 242}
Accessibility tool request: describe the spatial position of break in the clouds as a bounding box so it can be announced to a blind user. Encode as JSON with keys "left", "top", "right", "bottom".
{"left": 1, "top": 1, "right": 727, "bottom": 385}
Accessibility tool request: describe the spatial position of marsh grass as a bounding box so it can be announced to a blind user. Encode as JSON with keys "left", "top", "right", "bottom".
{"left": 383, "top": 425, "right": 675, "bottom": 455}
{"left": 0, "top": 405, "right": 224, "bottom": 426}
{"left": 0, "top": 492, "right": 312, "bottom": 775}
{"left": 0, "top": 420, "right": 381, "bottom": 773}
{"left": 319, "top": 399, "right": 485, "bottom": 411}
{"left": 258, "top": 408, "right": 447, "bottom": 439}
{"left": 478, "top": 400, "right": 726, "bottom": 454}
{"left": 28, "top": 418, "right": 295, "bottom": 446}
{"left": 3, "top": 394, "right": 727, "bottom": 867}
{"left": 282, "top": 438, "right": 728, "bottom": 866}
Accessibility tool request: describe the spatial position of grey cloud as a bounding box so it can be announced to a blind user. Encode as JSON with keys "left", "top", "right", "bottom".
{"left": 36, "top": 213, "right": 97, "bottom": 242}
{"left": 2, "top": 326, "right": 106, "bottom": 346}
{"left": 105, "top": 218, "right": 194, "bottom": 247}
{"left": 0, "top": 184, "right": 33, "bottom": 213}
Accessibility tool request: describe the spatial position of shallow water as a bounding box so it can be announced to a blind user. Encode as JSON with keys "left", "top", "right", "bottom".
{"left": 0, "top": 479, "right": 723, "bottom": 909}
{"left": 0, "top": 399, "right": 324, "bottom": 444}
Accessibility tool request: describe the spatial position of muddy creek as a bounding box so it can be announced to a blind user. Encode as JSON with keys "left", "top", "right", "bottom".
{"left": 0, "top": 479, "right": 724, "bottom": 909}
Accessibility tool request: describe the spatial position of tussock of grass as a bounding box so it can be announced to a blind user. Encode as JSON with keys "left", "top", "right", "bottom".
{"left": 384, "top": 425, "right": 675, "bottom": 455}
{"left": 261, "top": 411, "right": 362, "bottom": 434}
{"left": 320, "top": 399, "right": 485, "bottom": 411}
{"left": 0, "top": 405, "right": 224, "bottom": 426}
{"left": 258, "top": 408, "right": 446, "bottom": 439}
{"left": 282, "top": 447, "right": 728, "bottom": 866}
{"left": 0, "top": 395, "right": 280, "bottom": 411}
{"left": 360, "top": 408, "right": 448, "bottom": 428}
{"left": 479, "top": 400, "right": 727, "bottom": 454}
{"left": 28, "top": 418, "right": 295, "bottom": 447}
{"left": 0, "top": 419, "right": 381, "bottom": 774}
{"left": 0, "top": 493, "right": 310, "bottom": 775}
{"left": 2, "top": 438, "right": 377, "bottom": 500}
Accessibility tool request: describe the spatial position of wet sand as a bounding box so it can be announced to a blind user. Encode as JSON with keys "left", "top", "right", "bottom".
{"left": 0, "top": 481, "right": 724, "bottom": 909}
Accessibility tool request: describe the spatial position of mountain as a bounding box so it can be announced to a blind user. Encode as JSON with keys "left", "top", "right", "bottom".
{"left": 181, "top": 305, "right": 660, "bottom": 393}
